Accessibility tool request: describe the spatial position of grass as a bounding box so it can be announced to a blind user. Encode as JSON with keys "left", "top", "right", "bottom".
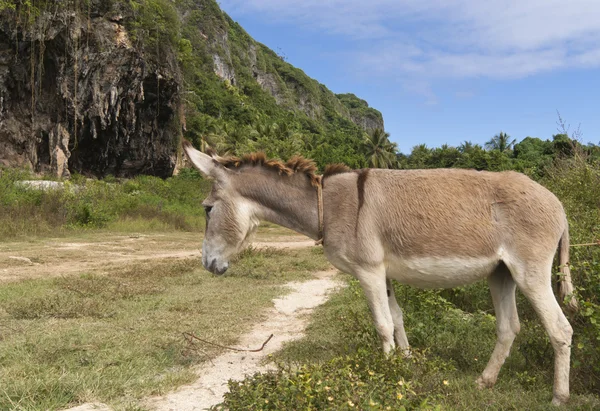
{"left": 0, "top": 246, "right": 330, "bottom": 410}
{"left": 220, "top": 276, "right": 600, "bottom": 410}
{"left": 0, "top": 167, "right": 211, "bottom": 240}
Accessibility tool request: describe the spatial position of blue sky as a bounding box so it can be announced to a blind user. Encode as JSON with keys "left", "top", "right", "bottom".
{"left": 219, "top": 0, "right": 600, "bottom": 153}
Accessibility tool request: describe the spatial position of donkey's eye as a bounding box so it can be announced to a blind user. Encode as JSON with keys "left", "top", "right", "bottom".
{"left": 203, "top": 205, "right": 213, "bottom": 215}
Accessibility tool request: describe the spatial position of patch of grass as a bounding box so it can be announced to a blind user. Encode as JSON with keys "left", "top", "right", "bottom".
{"left": 0, "top": 247, "right": 330, "bottom": 410}
{"left": 6, "top": 292, "right": 117, "bottom": 320}
{"left": 0, "top": 167, "right": 210, "bottom": 240}
{"left": 220, "top": 277, "right": 600, "bottom": 410}
{"left": 227, "top": 246, "right": 329, "bottom": 281}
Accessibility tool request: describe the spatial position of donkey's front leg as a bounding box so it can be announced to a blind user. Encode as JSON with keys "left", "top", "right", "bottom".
{"left": 355, "top": 266, "right": 396, "bottom": 354}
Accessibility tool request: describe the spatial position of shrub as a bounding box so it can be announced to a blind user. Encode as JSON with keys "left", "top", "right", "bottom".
{"left": 0, "top": 167, "right": 211, "bottom": 238}
{"left": 541, "top": 158, "right": 600, "bottom": 392}
{"left": 220, "top": 349, "right": 446, "bottom": 411}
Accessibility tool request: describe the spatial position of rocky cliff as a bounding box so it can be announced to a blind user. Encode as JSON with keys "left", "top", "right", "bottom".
{"left": 0, "top": 0, "right": 384, "bottom": 177}
{"left": 0, "top": 2, "right": 182, "bottom": 178}
{"left": 337, "top": 93, "right": 385, "bottom": 133}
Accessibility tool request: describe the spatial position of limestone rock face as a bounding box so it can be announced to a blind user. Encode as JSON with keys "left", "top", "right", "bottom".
{"left": 49, "top": 124, "right": 71, "bottom": 178}
{"left": 0, "top": 6, "right": 181, "bottom": 178}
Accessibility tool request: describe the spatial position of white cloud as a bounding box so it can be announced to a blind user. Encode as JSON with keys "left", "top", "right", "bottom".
{"left": 357, "top": 47, "right": 569, "bottom": 80}
{"left": 220, "top": 0, "right": 600, "bottom": 80}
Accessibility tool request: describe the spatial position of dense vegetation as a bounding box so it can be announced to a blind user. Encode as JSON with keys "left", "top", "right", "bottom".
{"left": 0, "top": 167, "right": 210, "bottom": 238}
{"left": 168, "top": 0, "right": 376, "bottom": 168}
{"left": 397, "top": 131, "right": 600, "bottom": 177}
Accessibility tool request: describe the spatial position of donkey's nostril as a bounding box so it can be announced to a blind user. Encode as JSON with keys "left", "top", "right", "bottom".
{"left": 215, "top": 264, "right": 228, "bottom": 275}
{"left": 208, "top": 258, "right": 217, "bottom": 273}
{"left": 206, "top": 258, "right": 227, "bottom": 275}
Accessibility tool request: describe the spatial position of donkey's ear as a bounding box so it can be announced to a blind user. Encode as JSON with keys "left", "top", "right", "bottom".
{"left": 182, "top": 139, "right": 221, "bottom": 177}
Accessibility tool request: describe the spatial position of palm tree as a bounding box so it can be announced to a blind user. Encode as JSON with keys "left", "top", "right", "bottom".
{"left": 184, "top": 115, "right": 220, "bottom": 153}
{"left": 200, "top": 117, "right": 220, "bottom": 152}
{"left": 459, "top": 140, "right": 474, "bottom": 153}
{"left": 250, "top": 120, "right": 276, "bottom": 141}
{"left": 485, "top": 132, "right": 516, "bottom": 152}
{"left": 363, "top": 128, "right": 398, "bottom": 168}
{"left": 218, "top": 123, "right": 251, "bottom": 155}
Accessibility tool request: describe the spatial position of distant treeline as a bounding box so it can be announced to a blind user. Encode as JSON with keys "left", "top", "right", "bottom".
{"left": 396, "top": 132, "right": 600, "bottom": 178}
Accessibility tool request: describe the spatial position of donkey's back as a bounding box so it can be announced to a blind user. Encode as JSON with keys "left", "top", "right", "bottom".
{"left": 324, "top": 168, "right": 566, "bottom": 273}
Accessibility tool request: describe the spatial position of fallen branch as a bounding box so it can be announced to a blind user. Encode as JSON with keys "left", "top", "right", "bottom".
{"left": 181, "top": 338, "right": 214, "bottom": 366}
{"left": 570, "top": 240, "right": 600, "bottom": 247}
{"left": 183, "top": 332, "right": 274, "bottom": 353}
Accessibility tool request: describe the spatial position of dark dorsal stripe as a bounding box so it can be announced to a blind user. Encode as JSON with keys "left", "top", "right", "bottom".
{"left": 357, "top": 169, "right": 369, "bottom": 213}
{"left": 355, "top": 169, "right": 370, "bottom": 234}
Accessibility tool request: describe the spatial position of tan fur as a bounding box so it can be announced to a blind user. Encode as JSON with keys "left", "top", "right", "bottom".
{"left": 559, "top": 228, "right": 578, "bottom": 312}
{"left": 324, "top": 168, "right": 565, "bottom": 259}
{"left": 182, "top": 142, "right": 577, "bottom": 405}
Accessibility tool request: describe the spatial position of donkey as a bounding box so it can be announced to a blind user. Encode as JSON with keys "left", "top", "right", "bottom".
{"left": 182, "top": 140, "right": 577, "bottom": 405}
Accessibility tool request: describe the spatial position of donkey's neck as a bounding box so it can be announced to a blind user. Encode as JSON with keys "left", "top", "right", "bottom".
{"left": 234, "top": 169, "right": 320, "bottom": 240}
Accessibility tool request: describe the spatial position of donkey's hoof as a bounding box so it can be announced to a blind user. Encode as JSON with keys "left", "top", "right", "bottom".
{"left": 551, "top": 395, "right": 568, "bottom": 406}
{"left": 382, "top": 342, "right": 396, "bottom": 357}
{"left": 475, "top": 376, "right": 494, "bottom": 389}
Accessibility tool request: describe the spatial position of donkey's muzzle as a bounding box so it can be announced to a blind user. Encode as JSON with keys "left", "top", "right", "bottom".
{"left": 206, "top": 258, "right": 228, "bottom": 275}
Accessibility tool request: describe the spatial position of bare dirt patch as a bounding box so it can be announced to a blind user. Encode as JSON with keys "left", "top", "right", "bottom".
{"left": 0, "top": 227, "right": 311, "bottom": 283}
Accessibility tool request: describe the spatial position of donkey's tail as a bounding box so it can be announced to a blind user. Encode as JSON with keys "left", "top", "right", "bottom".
{"left": 558, "top": 224, "right": 579, "bottom": 313}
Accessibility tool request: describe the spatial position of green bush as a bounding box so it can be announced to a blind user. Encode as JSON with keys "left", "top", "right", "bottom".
{"left": 218, "top": 280, "right": 465, "bottom": 410}
{"left": 220, "top": 348, "right": 446, "bottom": 411}
{"left": 541, "top": 158, "right": 600, "bottom": 392}
{"left": 0, "top": 167, "right": 211, "bottom": 238}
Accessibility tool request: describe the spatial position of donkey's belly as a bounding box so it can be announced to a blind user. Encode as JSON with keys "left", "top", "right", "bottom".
{"left": 385, "top": 255, "right": 499, "bottom": 289}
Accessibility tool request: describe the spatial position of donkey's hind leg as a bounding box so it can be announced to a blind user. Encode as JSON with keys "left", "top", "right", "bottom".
{"left": 477, "top": 264, "right": 520, "bottom": 389}
{"left": 508, "top": 260, "right": 573, "bottom": 405}
{"left": 355, "top": 265, "right": 396, "bottom": 354}
{"left": 386, "top": 278, "right": 410, "bottom": 354}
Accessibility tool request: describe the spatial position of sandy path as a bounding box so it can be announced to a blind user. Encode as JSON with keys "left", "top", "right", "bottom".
{"left": 144, "top": 269, "right": 341, "bottom": 411}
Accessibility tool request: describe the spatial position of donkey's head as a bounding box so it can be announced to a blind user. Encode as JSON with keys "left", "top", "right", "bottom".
{"left": 183, "top": 141, "right": 259, "bottom": 275}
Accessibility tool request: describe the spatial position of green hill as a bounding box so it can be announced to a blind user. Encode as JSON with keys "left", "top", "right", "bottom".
{"left": 0, "top": 0, "right": 384, "bottom": 177}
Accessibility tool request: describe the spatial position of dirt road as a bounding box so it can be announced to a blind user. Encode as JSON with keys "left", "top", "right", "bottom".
{"left": 0, "top": 226, "right": 313, "bottom": 283}
{"left": 59, "top": 268, "right": 342, "bottom": 411}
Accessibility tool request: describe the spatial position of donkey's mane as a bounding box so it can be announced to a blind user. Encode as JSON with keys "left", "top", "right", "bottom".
{"left": 215, "top": 152, "right": 321, "bottom": 186}
{"left": 206, "top": 147, "right": 354, "bottom": 184}
{"left": 323, "top": 163, "right": 352, "bottom": 177}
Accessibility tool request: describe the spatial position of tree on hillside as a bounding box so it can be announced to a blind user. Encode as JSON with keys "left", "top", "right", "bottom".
{"left": 363, "top": 128, "right": 398, "bottom": 168}
{"left": 485, "top": 131, "right": 516, "bottom": 152}
{"left": 250, "top": 120, "right": 276, "bottom": 141}
{"left": 218, "top": 123, "right": 253, "bottom": 155}
{"left": 184, "top": 113, "right": 220, "bottom": 152}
